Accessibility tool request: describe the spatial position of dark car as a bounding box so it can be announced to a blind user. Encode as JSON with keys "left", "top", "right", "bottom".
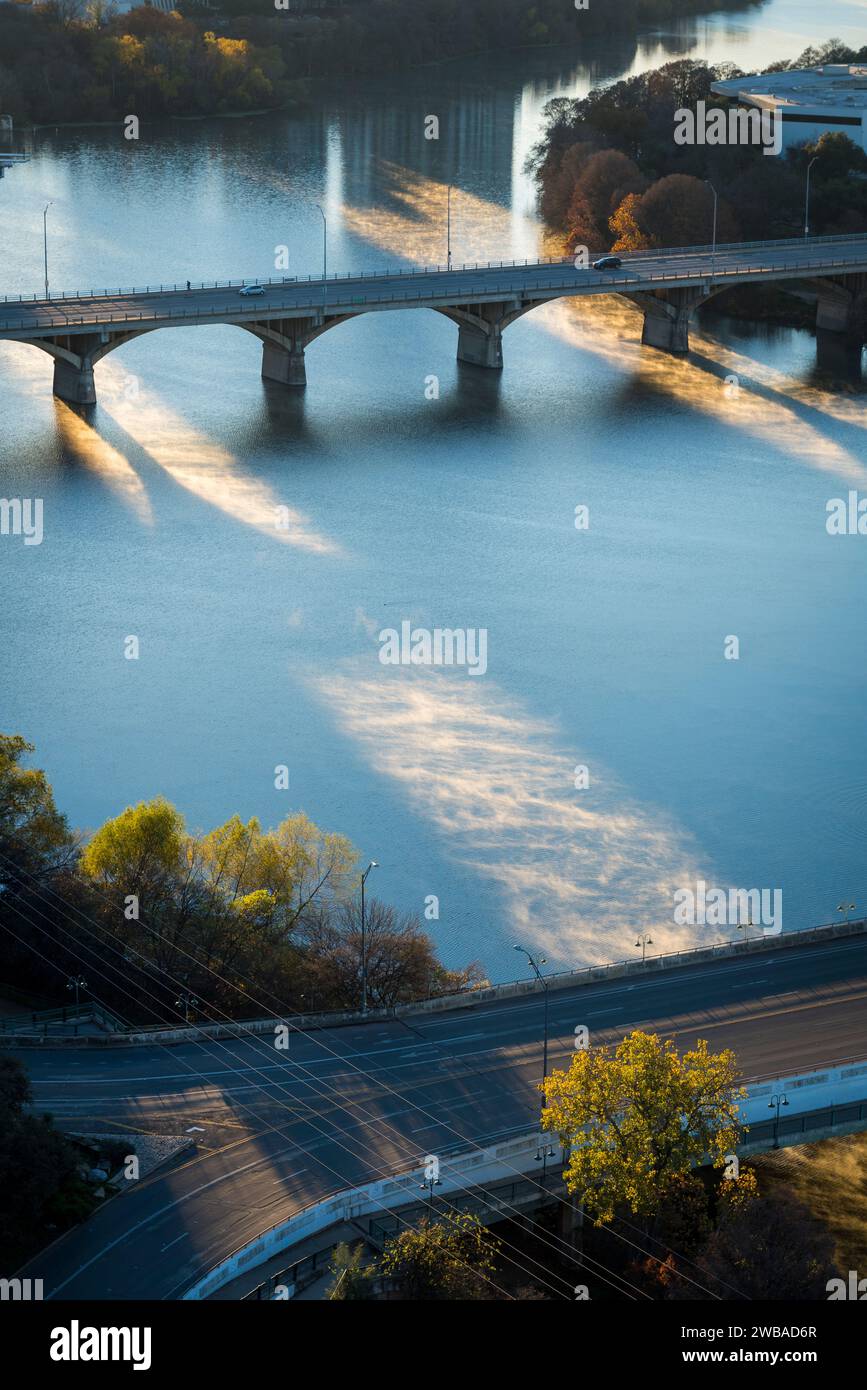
{"left": 592, "top": 255, "right": 623, "bottom": 270}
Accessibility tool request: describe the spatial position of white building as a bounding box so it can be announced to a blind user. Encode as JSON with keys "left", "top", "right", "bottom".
{"left": 711, "top": 65, "right": 867, "bottom": 154}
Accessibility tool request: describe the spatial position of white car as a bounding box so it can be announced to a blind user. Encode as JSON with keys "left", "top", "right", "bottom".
{"left": 239, "top": 284, "right": 266, "bottom": 297}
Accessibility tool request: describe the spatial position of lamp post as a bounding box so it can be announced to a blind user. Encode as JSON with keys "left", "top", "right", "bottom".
{"left": 705, "top": 181, "right": 718, "bottom": 278}
{"left": 837, "top": 900, "right": 856, "bottom": 926}
{"left": 66, "top": 974, "right": 87, "bottom": 1036}
{"left": 446, "top": 182, "right": 452, "bottom": 270}
{"left": 43, "top": 201, "right": 53, "bottom": 299}
{"left": 804, "top": 155, "right": 818, "bottom": 238}
{"left": 768, "top": 1092, "right": 789, "bottom": 1149}
{"left": 360, "top": 860, "right": 378, "bottom": 1014}
{"left": 635, "top": 932, "right": 653, "bottom": 963}
{"left": 419, "top": 1170, "right": 442, "bottom": 1212}
{"left": 513, "top": 944, "right": 554, "bottom": 1179}
{"left": 175, "top": 990, "right": 199, "bottom": 1024}
{"left": 66, "top": 974, "right": 87, "bottom": 1010}
{"left": 314, "top": 203, "right": 327, "bottom": 319}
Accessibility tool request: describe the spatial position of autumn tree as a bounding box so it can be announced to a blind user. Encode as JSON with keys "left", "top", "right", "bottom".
{"left": 565, "top": 149, "right": 646, "bottom": 250}
{"left": 297, "top": 897, "right": 484, "bottom": 1012}
{"left": 630, "top": 174, "right": 740, "bottom": 249}
{"left": 609, "top": 192, "right": 653, "bottom": 251}
{"left": 80, "top": 798, "right": 358, "bottom": 1004}
{"left": 541, "top": 1030, "right": 745, "bottom": 1225}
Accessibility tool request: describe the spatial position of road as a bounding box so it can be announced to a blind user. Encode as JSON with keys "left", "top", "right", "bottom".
{"left": 2, "top": 235, "right": 867, "bottom": 338}
{"left": 13, "top": 933, "right": 867, "bottom": 1300}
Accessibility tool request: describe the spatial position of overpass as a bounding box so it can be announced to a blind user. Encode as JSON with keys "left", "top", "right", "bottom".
{"left": 13, "top": 925, "right": 867, "bottom": 1299}
{"left": 1, "top": 233, "right": 866, "bottom": 405}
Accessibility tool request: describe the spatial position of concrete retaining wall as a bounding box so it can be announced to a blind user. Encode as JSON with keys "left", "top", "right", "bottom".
{"left": 182, "top": 1131, "right": 566, "bottom": 1300}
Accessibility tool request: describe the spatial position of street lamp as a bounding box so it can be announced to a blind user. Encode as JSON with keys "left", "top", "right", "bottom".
{"left": 360, "top": 860, "right": 378, "bottom": 1014}
{"left": 314, "top": 203, "right": 327, "bottom": 319}
{"left": 768, "top": 1092, "right": 789, "bottom": 1149}
{"left": 804, "top": 155, "right": 818, "bottom": 239}
{"left": 705, "top": 181, "right": 718, "bottom": 278}
{"left": 837, "top": 901, "right": 856, "bottom": 925}
{"left": 513, "top": 944, "right": 554, "bottom": 1179}
{"left": 446, "top": 182, "right": 452, "bottom": 270}
{"left": 43, "top": 201, "right": 53, "bottom": 299}
{"left": 175, "top": 990, "right": 199, "bottom": 1024}
{"left": 635, "top": 933, "right": 653, "bottom": 963}
{"left": 66, "top": 974, "right": 87, "bottom": 1009}
{"left": 419, "top": 1170, "right": 442, "bottom": 1210}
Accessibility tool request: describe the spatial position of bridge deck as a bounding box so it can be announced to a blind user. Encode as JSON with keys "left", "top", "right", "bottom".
{"left": 2, "top": 234, "right": 867, "bottom": 340}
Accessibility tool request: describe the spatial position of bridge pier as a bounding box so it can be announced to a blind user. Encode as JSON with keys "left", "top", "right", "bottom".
{"left": 261, "top": 340, "right": 306, "bottom": 388}
{"left": 52, "top": 356, "right": 97, "bottom": 406}
{"left": 634, "top": 287, "right": 705, "bottom": 355}
{"left": 808, "top": 276, "right": 866, "bottom": 378}
{"left": 457, "top": 318, "right": 504, "bottom": 369}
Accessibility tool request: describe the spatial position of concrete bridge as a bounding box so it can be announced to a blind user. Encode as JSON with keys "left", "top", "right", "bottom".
{"left": 1, "top": 232, "right": 866, "bottom": 405}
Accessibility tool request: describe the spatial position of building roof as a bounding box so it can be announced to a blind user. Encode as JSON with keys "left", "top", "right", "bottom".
{"left": 711, "top": 65, "right": 867, "bottom": 118}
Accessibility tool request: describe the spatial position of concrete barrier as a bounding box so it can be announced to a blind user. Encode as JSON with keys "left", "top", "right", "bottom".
{"left": 182, "top": 1131, "right": 566, "bottom": 1300}
{"left": 3, "top": 916, "right": 865, "bottom": 1049}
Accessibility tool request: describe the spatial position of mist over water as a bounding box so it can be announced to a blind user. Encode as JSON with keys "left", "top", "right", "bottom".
{"left": 1, "top": 1, "right": 866, "bottom": 980}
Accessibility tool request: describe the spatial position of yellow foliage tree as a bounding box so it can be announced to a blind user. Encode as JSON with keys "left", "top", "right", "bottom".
{"left": 541, "top": 1030, "right": 745, "bottom": 1224}
{"left": 609, "top": 192, "right": 654, "bottom": 252}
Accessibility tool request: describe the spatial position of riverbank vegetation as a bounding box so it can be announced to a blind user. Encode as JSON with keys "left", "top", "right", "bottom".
{"left": 528, "top": 44, "right": 867, "bottom": 250}
{"left": 0, "top": 733, "right": 483, "bottom": 1026}
{"left": 0, "top": 0, "right": 760, "bottom": 127}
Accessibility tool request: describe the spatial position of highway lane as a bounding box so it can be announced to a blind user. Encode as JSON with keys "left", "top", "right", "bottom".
{"left": 14, "top": 934, "right": 867, "bottom": 1299}
{"left": 3, "top": 235, "right": 867, "bottom": 336}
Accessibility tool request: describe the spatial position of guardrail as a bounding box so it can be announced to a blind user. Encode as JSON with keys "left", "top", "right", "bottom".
{"left": 4, "top": 915, "right": 865, "bottom": 1048}
{"left": 2, "top": 231, "right": 865, "bottom": 305}
{"left": 182, "top": 1129, "right": 566, "bottom": 1300}
{"left": 2, "top": 249, "right": 866, "bottom": 337}
{"left": 0, "top": 1003, "right": 126, "bottom": 1035}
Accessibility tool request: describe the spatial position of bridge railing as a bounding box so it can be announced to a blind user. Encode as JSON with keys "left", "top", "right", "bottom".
{"left": 2, "top": 231, "right": 866, "bottom": 307}
{"left": 3, "top": 248, "right": 867, "bottom": 335}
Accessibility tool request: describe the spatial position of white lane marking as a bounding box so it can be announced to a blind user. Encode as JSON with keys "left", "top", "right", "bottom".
{"left": 160, "top": 1232, "right": 189, "bottom": 1253}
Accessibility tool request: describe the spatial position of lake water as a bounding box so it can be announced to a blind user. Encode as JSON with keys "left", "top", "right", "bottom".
{"left": 1, "top": 0, "right": 866, "bottom": 982}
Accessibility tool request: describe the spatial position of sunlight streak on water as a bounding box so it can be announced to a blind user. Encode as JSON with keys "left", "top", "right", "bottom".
{"left": 96, "top": 364, "right": 345, "bottom": 557}
{"left": 314, "top": 664, "right": 710, "bottom": 964}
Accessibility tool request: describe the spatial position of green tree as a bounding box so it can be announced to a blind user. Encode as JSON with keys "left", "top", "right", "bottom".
{"left": 542, "top": 1031, "right": 745, "bottom": 1225}
{"left": 0, "top": 1056, "right": 92, "bottom": 1268}
{"left": 0, "top": 734, "right": 76, "bottom": 892}
{"left": 381, "top": 1213, "right": 500, "bottom": 1300}
{"left": 326, "top": 1241, "right": 377, "bottom": 1300}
